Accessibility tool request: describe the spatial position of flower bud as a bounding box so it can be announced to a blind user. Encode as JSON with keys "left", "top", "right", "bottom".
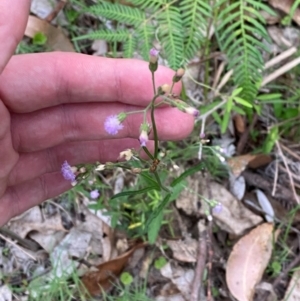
{"left": 139, "top": 123, "right": 150, "bottom": 147}
{"left": 149, "top": 48, "right": 159, "bottom": 64}
{"left": 131, "top": 168, "right": 142, "bottom": 174}
{"left": 173, "top": 68, "right": 185, "bottom": 82}
{"left": 149, "top": 48, "right": 159, "bottom": 72}
{"left": 158, "top": 84, "right": 171, "bottom": 95}
{"left": 184, "top": 106, "right": 200, "bottom": 117}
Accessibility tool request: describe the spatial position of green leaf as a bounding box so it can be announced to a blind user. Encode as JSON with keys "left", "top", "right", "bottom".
{"left": 120, "top": 272, "right": 133, "bottom": 285}
{"left": 171, "top": 162, "right": 205, "bottom": 187}
{"left": 263, "top": 127, "right": 278, "bottom": 153}
{"left": 221, "top": 110, "right": 231, "bottom": 134}
{"left": 234, "top": 96, "right": 253, "bottom": 108}
{"left": 32, "top": 32, "right": 47, "bottom": 45}
{"left": 111, "top": 186, "right": 159, "bottom": 200}
{"left": 154, "top": 256, "right": 168, "bottom": 269}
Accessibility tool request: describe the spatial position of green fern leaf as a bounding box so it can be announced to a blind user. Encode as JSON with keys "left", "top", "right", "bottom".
{"left": 73, "top": 29, "right": 130, "bottom": 42}
{"left": 123, "top": 32, "right": 137, "bottom": 58}
{"left": 180, "top": 0, "right": 211, "bottom": 60}
{"left": 216, "top": 0, "right": 273, "bottom": 100}
{"left": 158, "top": 4, "right": 184, "bottom": 69}
{"left": 86, "top": 2, "right": 145, "bottom": 26}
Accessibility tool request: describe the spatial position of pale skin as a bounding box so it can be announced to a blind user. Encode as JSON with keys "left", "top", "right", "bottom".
{"left": 0, "top": 1, "right": 194, "bottom": 226}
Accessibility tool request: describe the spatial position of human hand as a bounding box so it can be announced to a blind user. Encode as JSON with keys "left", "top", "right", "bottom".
{"left": 0, "top": 52, "right": 194, "bottom": 226}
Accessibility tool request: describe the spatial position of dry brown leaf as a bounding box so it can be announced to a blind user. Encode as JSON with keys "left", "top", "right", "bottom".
{"left": 227, "top": 154, "right": 272, "bottom": 177}
{"left": 282, "top": 269, "right": 300, "bottom": 300}
{"left": 25, "top": 15, "right": 75, "bottom": 52}
{"left": 226, "top": 223, "right": 274, "bottom": 301}
{"left": 268, "top": 0, "right": 300, "bottom": 26}
{"left": 234, "top": 114, "right": 246, "bottom": 134}
{"left": 166, "top": 237, "right": 198, "bottom": 263}
{"left": 81, "top": 242, "right": 145, "bottom": 296}
{"left": 200, "top": 182, "right": 263, "bottom": 235}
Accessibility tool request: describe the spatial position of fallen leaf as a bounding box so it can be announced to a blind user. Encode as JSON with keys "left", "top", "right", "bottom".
{"left": 226, "top": 223, "right": 274, "bottom": 301}
{"left": 227, "top": 154, "right": 272, "bottom": 177}
{"left": 229, "top": 173, "right": 246, "bottom": 201}
{"left": 81, "top": 242, "right": 145, "bottom": 296}
{"left": 166, "top": 237, "right": 198, "bottom": 263}
{"left": 201, "top": 182, "right": 263, "bottom": 235}
{"left": 233, "top": 114, "right": 246, "bottom": 134}
{"left": 25, "top": 15, "right": 75, "bottom": 52}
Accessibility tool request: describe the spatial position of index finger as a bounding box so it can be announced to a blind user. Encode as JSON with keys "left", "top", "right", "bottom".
{"left": 0, "top": 0, "right": 30, "bottom": 73}
{"left": 0, "top": 52, "right": 181, "bottom": 113}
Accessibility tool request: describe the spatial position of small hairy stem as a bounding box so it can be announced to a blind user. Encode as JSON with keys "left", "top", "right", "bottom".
{"left": 142, "top": 146, "right": 154, "bottom": 160}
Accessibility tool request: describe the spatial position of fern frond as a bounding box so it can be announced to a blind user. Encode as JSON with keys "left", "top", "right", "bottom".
{"left": 129, "top": 0, "right": 165, "bottom": 10}
{"left": 86, "top": 2, "right": 145, "bottom": 26}
{"left": 158, "top": 4, "right": 184, "bottom": 69}
{"left": 123, "top": 32, "right": 137, "bottom": 58}
{"left": 216, "top": 0, "right": 273, "bottom": 100}
{"left": 136, "top": 24, "right": 155, "bottom": 60}
{"left": 74, "top": 29, "right": 130, "bottom": 42}
{"left": 180, "top": 0, "right": 211, "bottom": 60}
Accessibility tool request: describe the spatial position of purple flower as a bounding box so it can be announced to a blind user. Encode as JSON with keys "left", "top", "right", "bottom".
{"left": 212, "top": 203, "right": 222, "bottom": 214}
{"left": 104, "top": 115, "right": 124, "bottom": 135}
{"left": 200, "top": 133, "right": 205, "bottom": 139}
{"left": 61, "top": 161, "right": 76, "bottom": 182}
{"left": 90, "top": 189, "right": 100, "bottom": 199}
{"left": 149, "top": 48, "right": 159, "bottom": 64}
{"left": 149, "top": 48, "right": 159, "bottom": 57}
{"left": 139, "top": 130, "right": 149, "bottom": 147}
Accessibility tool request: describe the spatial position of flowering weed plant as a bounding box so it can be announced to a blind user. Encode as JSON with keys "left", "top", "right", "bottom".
{"left": 60, "top": 49, "right": 210, "bottom": 243}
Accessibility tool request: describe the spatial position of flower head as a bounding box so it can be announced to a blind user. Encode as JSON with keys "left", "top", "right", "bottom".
{"left": 90, "top": 189, "right": 100, "bottom": 199}
{"left": 173, "top": 68, "right": 185, "bottom": 82}
{"left": 139, "top": 123, "right": 150, "bottom": 147}
{"left": 184, "top": 106, "right": 200, "bottom": 117}
{"left": 61, "top": 161, "right": 76, "bottom": 182}
{"left": 139, "top": 131, "right": 149, "bottom": 147}
{"left": 149, "top": 48, "right": 159, "bottom": 63}
{"left": 104, "top": 114, "right": 125, "bottom": 135}
{"left": 212, "top": 202, "right": 222, "bottom": 214}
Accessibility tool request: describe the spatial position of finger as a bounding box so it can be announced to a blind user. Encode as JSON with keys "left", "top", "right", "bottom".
{"left": 0, "top": 0, "right": 31, "bottom": 73}
{"left": 0, "top": 52, "right": 181, "bottom": 112}
{"left": 8, "top": 138, "right": 152, "bottom": 186}
{"left": 12, "top": 103, "right": 194, "bottom": 152}
{"left": 0, "top": 102, "right": 19, "bottom": 196}
{"left": 0, "top": 172, "right": 71, "bottom": 226}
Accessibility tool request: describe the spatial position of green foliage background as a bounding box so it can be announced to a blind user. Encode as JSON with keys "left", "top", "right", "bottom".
{"left": 75, "top": 0, "right": 275, "bottom": 101}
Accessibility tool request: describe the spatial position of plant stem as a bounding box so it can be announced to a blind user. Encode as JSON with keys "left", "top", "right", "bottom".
{"left": 153, "top": 171, "right": 170, "bottom": 192}
{"left": 142, "top": 146, "right": 154, "bottom": 160}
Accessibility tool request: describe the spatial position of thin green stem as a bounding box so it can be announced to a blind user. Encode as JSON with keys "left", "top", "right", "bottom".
{"left": 151, "top": 71, "right": 156, "bottom": 95}
{"left": 142, "top": 146, "right": 154, "bottom": 160}
{"left": 153, "top": 171, "right": 170, "bottom": 192}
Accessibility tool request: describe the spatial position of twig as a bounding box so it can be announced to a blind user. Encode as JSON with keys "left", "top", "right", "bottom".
{"left": 264, "top": 47, "right": 297, "bottom": 70}
{"left": 236, "top": 113, "right": 258, "bottom": 154}
{"left": 0, "top": 233, "right": 36, "bottom": 261}
{"left": 0, "top": 227, "right": 40, "bottom": 252}
{"left": 190, "top": 222, "right": 207, "bottom": 301}
{"left": 261, "top": 56, "right": 300, "bottom": 87}
{"left": 272, "top": 157, "right": 279, "bottom": 197}
{"left": 45, "top": 0, "right": 67, "bottom": 22}
{"left": 276, "top": 141, "right": 299, "bottom": 204}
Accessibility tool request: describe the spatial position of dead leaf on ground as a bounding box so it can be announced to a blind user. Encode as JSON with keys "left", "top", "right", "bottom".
{"left": 282, "top": 269, "right": 300, "bottom": 301}
{"left": 227, "top": 154, "right": 272, "bottom": 177}
{"left": 160, "top": 262, "right": 194, "bottom": 300}
{"left": 268, "top": 0, "right": 300, "bottom": 26}
{"left": 25, "top": 15, "right": 75, "bottom": 52}
{"left": 81, "top": 242, "right": 146, "bottom": 296}
{"left": 201, "top": 182, "right": 263, "bottom": 235}
{"left": 166, "top": 237, "right": 198, "bottom": 263}
{"left": 226, "top": 223, "right": 274, "bottom": 301}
